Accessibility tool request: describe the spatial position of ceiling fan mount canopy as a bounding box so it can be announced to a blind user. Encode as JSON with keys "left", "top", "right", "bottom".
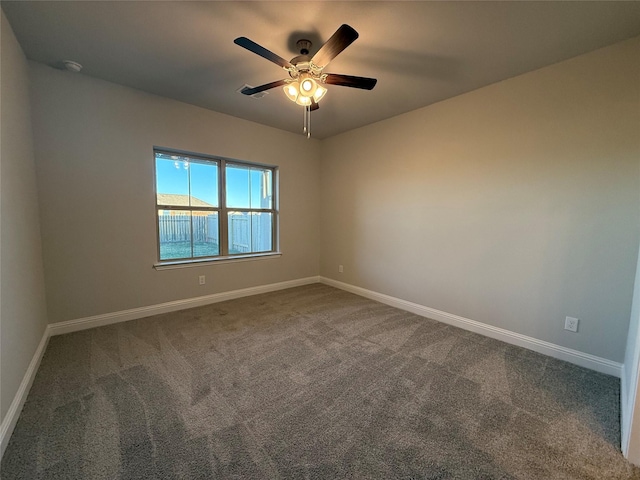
{"left": 295, "top": 39, "right": 312, "bottom": 56}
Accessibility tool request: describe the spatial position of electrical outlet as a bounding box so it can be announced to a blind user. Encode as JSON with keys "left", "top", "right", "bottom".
{"left": 338, "top": 265, "right": 344, "bottom": 273}
{"left": 564, "top": 316, "right": 579, "bottom": 333}
{"left": 199, "top": 275, "right": 206, "bottom": 285}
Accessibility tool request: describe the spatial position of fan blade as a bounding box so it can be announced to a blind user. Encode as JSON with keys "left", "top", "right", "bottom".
{"left": 310, "top": 99, "right": 320, "bottom": 111}
{"left": 240, "top": 80, "right": 286, "bottom": 96}
{"left": 324, "top": 74, "right": 377, "bottom": 90}
{"left": 311, "top": 24, "right": 359, "bottom": 68}
{"left": 234, "top": 37, "right": 293, "bottom": 69}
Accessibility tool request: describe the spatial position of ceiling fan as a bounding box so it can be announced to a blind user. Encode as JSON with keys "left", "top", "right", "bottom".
{"left": 234, "top": 24, "right": 377, "bottom": 137}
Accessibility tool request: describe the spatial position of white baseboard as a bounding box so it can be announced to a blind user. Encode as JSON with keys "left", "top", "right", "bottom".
{"left": 320, "top": 276, "right": 622, "bottom": 378}
{"left": 0, "top": 325, "right": 50, "bottom": 459}
{"left": 49, "top": 276, "right": 320, "bottom": 336}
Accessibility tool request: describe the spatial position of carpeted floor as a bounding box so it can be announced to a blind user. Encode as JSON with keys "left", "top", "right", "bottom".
{"left": 2, "top": 283, "right": 638, "bottom": 479}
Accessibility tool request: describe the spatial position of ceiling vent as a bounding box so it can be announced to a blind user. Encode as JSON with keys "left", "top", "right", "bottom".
{"left": 237, "top": 84, "right": 269, "bottom": 99}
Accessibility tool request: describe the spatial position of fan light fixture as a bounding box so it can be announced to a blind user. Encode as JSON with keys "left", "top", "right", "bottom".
{"left": 283, "top": 78, "right": 327, "bottom": 106}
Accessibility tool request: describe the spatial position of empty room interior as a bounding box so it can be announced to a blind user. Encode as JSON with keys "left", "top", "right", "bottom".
{"left": 2, "top": 1, "right": 640, "bottom": 478}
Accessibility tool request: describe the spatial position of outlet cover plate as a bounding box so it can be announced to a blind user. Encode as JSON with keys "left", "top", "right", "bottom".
{"left": 564, "top": 316, "right": 579, "bottom": 333}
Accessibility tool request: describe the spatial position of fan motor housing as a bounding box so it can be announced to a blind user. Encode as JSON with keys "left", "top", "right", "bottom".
{"left": 290, "top": 57, "right": 311, "bottom": 70}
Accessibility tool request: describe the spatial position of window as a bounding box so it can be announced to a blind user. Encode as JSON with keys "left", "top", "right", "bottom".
{"left": 154, "top": 149, "right": 277, "bottom": 263}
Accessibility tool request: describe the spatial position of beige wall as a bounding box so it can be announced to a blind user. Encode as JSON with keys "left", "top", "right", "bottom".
{"left": 0, "top": 12, "right": 49, "bottom": 422}
{"left": 28, "top": 62, "right": 321, "bottom": 324}
{"left": 320, "top": 37, "right": 640, "bottom": 363}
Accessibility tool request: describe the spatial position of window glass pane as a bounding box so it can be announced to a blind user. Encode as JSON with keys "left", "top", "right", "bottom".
{"left": 190, "top": 161, "right": 218, "bottom": 208}
{"left": 155, "top": 154, "right": 190, "bottom": 206}
{"left": 227, "top": 211, "right": 273, "bottom": 254}
{"left": 226, "top": 165, "right": 250, "bottom": 208}
{"left": 228, "top": 211, "right": 250, "bottom": 254}
{"left": 250, "top": 168, "right": 272, "bottom": 209}
{"left": 251, "top": 212, "right": 272, "bottom": 252}
{"left": 193, "top": 212, "right": 219, "bottom": 257}
{"left": 158, "top": 210, "right": 192, "bottom": 260}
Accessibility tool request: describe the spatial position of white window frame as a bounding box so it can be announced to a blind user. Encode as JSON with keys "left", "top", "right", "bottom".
{"left": 153, "top": 148, "right": 279, "bottom": 268}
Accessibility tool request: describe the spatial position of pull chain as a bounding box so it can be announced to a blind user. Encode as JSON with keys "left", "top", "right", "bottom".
{"left": 303, "top": 105, "right": 307, "bottom": 134}
{"left": 302, "top": 105, "right": 311, "bottom": 139}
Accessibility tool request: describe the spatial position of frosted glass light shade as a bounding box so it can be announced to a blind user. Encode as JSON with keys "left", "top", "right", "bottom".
{"left": 295, "top": 95, "right": 312, "bottom": 106}
{"left": 297, "top": 73, "right": 318, "bottom": 98}
{"left": 313, "top": 85, "right": 327, "bottom": 102}
{"left": 283, "top": 82, "right": 299, "bottom": 102}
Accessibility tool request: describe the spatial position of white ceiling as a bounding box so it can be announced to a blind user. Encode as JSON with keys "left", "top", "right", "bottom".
{"left": 3, "top": 1, "right": 640, "bottom": 139}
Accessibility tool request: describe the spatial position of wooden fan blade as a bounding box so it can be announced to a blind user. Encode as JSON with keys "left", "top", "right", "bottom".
{"left": 240, "top": 80, "right": 286, "bottom": 96}
{"left": 234, "top": 37, "right": 293, "bottom": 69}
{"left": 323, "top": 74, "right": 377, "bottom": 90}
{"left": 311, "top": 24, "right": 359, "bottom": 68}
{"left": 310, "top": 99, "right": 320, "bottom": 111}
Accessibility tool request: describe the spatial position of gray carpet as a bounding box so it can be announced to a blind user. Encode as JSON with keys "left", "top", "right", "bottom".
{"left": 2, "top": 283, "right": 638, "bottom": 479}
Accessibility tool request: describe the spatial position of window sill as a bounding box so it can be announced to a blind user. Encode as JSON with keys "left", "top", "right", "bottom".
{"left": 154, "top": 252, "right": 282, "bottom": 270}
